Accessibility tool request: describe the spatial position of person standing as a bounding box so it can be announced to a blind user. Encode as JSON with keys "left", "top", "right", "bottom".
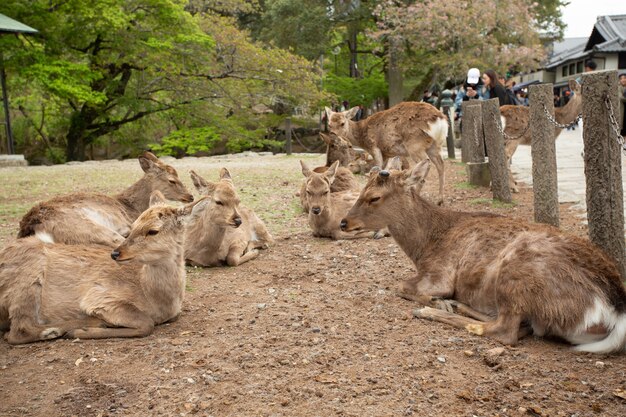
{"left": 482, "top": 69, "right": 508, "bottom": 106}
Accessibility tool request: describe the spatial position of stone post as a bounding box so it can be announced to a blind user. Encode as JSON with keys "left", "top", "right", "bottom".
{"left": 529, "top": 83, "right": 559, "bottom": 226}
{"left": 285, "top": 117, "right": 292, "bottom": 155}
{"left": 582, "top": 70, "right": 625, "bottom": 279}
{"left": 439, "top": 90, "right": 456, "bottom": 159}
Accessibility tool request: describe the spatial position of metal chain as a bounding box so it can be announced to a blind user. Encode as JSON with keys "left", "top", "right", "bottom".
{"left": 493, "top": 114, "right": 531, "bottom": 141}
{"left": 604, "top": 95, "right": 625, "bottom": 149}
{"left": 542, "top": 104, "right": 582, "bottom": 129}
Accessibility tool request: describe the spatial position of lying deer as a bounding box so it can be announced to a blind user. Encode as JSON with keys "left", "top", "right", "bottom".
{"left": 185, "top": 169, "right": 273, "bottom": 267}
{"left": 325, "top": 102, "right": 448, "bottom": 204}
{"left": 501, "top": 80, "right": 582, "bottom": 191}
{"left": 321, "top": 131, "right": 375, "bottom": 175}
{"left": 301, "top": 160, "right": 378, "bottom": 240}
{"left": 18, "top": 151, "right": 194, "bottom": 247}
{"left": 0, "top": 192, "right": 207, "bottom": 344}
{"left": 340, "top": 158, "right": 626, "bottom": 353}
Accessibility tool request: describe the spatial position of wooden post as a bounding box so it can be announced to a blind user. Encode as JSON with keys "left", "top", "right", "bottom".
{"left": 481, "top": 98, "right": 512, "bottom": 203}
{"left": 529, "top": 83, "right": 559, "bottom": 227}
{"left": 582, "top": 70, "right": 625, "bottom": 279}
{"left": 461, "top": 101, "right": 483, "bottom": 163}
{"left": 463, "top": 102, "right": 490, "bottom": 186}
{"left": 285, "top": 117, "right": 292, "bottom": 155}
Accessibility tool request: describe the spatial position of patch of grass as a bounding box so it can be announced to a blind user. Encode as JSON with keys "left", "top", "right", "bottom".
{"left": 470, "top": 198, "right": 517, "bottom": 208}
{"left": 455, "top": 181, "right": 477, "bottom": 190}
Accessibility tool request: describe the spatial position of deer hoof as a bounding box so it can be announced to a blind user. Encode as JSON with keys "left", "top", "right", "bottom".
{"left": 40, "top": 327, "right": 64, "bottom": 339}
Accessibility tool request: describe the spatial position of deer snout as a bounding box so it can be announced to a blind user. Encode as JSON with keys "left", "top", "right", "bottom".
{"left": 340, "top": 219, "right": 348, "bottom": 231}
{"left": 311, "top": 207, "right": 321, "bottom": 215}
{"left": 182, "top": 193, "right": 194, "bottom": 203}
{"left": 233, "top": 216, "right": 242, "bottom": 227}
{"left": 111, "top": 250, "right": 120, "bottom": 260}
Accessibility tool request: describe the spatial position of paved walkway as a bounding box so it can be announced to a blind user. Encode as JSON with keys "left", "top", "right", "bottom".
{"left": 509, "top": 126, "right": 626, "bottom": 228}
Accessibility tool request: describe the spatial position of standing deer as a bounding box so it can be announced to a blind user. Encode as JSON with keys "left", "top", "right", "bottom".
{"left": 185, "top": 169, "right": 273, "bottom": 267}
{"left": 325, "top": 102, "right": 448, "bottom": 204}
{"left": 501, "top": 79, "right": 582, "bottom": 189}
{"left": 0, "top": 192, "right": 208, "bottom": 344}
{"left": 340, "top": 159, "right": 626, "bottom": 353}
{"left": 18, "top": 151, "right": 194, "bottom": 247}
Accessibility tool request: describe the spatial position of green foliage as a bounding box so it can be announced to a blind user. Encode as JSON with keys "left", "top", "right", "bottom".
{"left": 150, "top": 127, "right": 222, "bottom": 157}
{"left": 324, "top": 72, "right": 387, "bottom": 107}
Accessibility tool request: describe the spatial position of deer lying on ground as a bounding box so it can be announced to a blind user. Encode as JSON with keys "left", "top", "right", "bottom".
{"left": 185, "top": 169, "right": 273, "bottom": 267}
{"left": 325, "top": 102, "right": 448, "bottom": 204}
{"left": 501, "top": 80, "right": 582, "bottom": 191}
{"left": 320, "top": 131, "right": 375, "bottom": 175}
{"left": 300, "top": 160, "right": 372, "bottom": 240}
{"left": 18, "top": 151, "right": 194, "bottom": 247}
{"left": 0, "top": 192, "right": 207, "bottom": 344}
{"left": 340, "top": 158, "right": 626, "bottom": 353}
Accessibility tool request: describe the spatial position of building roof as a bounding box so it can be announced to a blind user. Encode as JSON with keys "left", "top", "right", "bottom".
{"left": 0, "top": 13, "right": 38, "bottom": 34}
{"left": 544, "top": 37, "right": 588, "bottom": 69}
{"left": 585, "top": 14, "right": 626, "bottom": 52}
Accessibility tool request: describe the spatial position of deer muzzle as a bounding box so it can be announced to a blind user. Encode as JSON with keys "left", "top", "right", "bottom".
{"left": 311, "top": 207, "right": 321, "bottom": 215}
{"left": 111, "top": 250, "right": 120, "bottom": 260}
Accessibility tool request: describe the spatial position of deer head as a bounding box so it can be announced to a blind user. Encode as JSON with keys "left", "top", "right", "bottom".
{"left": 139, "top": 151, "right": 194, "bottom": 203}
{"left": 300, "top": 160, "right": 339, "bottom": 216}
{"left": 340, "top": 158, "right": 429, "bottom": 232}
{"left": 189, "top": 168, "right": 243, "bottom": 228}
{"left": 111, "top": 191, "right": 208, "bottom": 263}
{"left": 324, "top": 106, "right": 360, "bottom": 138}
{"left": 320, "top": 132, "right": 356, "bottom": 168}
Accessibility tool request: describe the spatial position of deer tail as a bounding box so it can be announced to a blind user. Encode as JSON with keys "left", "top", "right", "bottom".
{"left": 426, "top": 117, "right": 448, "bottom": 147}
{"left": 573, "top": 308, "right": 626, "bottom": 354}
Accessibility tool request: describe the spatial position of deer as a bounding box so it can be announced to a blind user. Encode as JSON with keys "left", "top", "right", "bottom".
{"left": 340, "top": 158, "right": 626, "bottom": 353}
{"left": 184, "top": 168, "right": 274, "bottom": 267}
{"left": 17, "top": 151, "right": 194, "bottom": 247}
{"left": 301, "top": 160, "right": 382, "bottom": 240}
{"left": 325, "top": 102, "right": 448, "bottom": 205}
{"left": 0, "top": 192, "right": 208, "bottom": 344}
{"left": 501, "top": 80, "right": 582, "bottom": 191}
{"left": 320, "top": 131, "right": 376, "bottom": 175}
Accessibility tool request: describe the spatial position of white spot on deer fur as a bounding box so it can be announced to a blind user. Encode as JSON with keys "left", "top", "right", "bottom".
{"left": 80, "top": 208, "right": 118, "bottom": 230}
{"left": 500, "top": 116, "right": 506, "bottom": 131}
{"left": 425, "top": 118, "right": 448, "bottom": 146}
{"left": 568, "top": 297, "right": 626, "bottom": 353}
{"left": 35, "top": 231, "right": 54, "bottom": 244}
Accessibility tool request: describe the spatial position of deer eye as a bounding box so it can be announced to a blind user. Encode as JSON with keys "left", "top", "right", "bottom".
{"left": 147, "top": 230, "right": 159, "bottom": 236}
{"left": 168, "top": 179, "right": 177, "bottom": 184}
{"left": 215, "top": 201, "right": 224, "bottom": 206}
{"left": 369, "top": 197, "right": 381, "bottom": 204}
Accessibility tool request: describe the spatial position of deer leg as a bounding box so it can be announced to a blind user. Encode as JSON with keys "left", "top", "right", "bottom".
{"left": 397, "top": 274, "right": 455, "bottom": 308}
{"left": 414, "top": 307, "right": 524, "bottom": 346}
{"left": 370, "top": 147, "right": 384, "bottom": 168}
{"left": 504, "top": 140, "right": 520, "bottom": 193}
{"left": 425, "top": 147, "right": 445, "bottom": 205}
{"left": 64, "top": 304, "right": 155, "bottom": 340}
{"left": 226, "top": 246, "right": 259, "bottom": 266}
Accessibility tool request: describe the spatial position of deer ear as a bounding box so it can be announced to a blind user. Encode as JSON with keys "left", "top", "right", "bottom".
{"left": 384, "top": 156, "right": 402, "bottom": 171}
{"left": 219, "top": 168, "right": 232, "bottom": 182}
{"left": 149, "top": 190, "right": 166, "bottom": 207}
{"left": 142, "top": 151, "right": 159, "bottom": 162}
{"left": 190, "top": 170, "right": 216, "bottom": 195}
{"left": 568, "top": 79, "right": 580, "bottom": 93}
{"left": 325, "top": 161, "right": 339, "bottom": 184}
{"left": 177, "top": 197, "right": 210, "bottom": 219}
{"left": 405, "top": 159, "right": 431, "bottom": 188}
{"left": 300, "top": 160, "right": 312, "bottom": 177}
{"left": 139, "top": 154, "right": 162, "bottom": 173}
{"left": 319, "top": 132, "right": 332, "bottom": 145}
{"left": 345, "top": 106, "right": 360, "bottom": 120}
{"left": 325, "top": 106, "right": 333, "bottom": 119}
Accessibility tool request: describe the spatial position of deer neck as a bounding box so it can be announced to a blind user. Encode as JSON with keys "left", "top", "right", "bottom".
{"left": 386, "top": 192, "right": 456, "bottom": 264}
{"left": 141, "top": 244, "right": 186, "bottom": 321}
{"left": 115, "top": 176, "right": 154, "bottom": 220}
{"left": 346, "top": 119, "right": 368, "bottom": 149}
{"left": 555, "top": 95, "right": 581, "bottom": 125}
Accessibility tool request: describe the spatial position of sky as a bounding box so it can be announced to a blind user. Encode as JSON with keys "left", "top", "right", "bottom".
{"left": 561, "top": 0, "right": 625, "bottom": 38}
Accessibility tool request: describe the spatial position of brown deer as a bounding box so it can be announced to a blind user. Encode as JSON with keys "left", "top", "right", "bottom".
{"left": 300, "top": 160, "right": 376, "bottom": 240}
{"left": 18, "top": 151, "right": 194, "bottom": 247}
{"left": 298, "top": 164, "right": 360, "bottom": 214}
{"left": 0, "top": 192, "right": 208, "bottom": 344}
{"left": 185, "top": 169, "right": 274, "bottom": 267}
{"left": 325, "top": 102, "right": 448, "bottom": 204}
{"left": 501, "top": 79, "right": 582, "bottom": 190}
{"left": 340, "top": 158, "right": 626, "bottom": 353}
{"left": 320, "top": 131, "right": 375, "bottom": 175}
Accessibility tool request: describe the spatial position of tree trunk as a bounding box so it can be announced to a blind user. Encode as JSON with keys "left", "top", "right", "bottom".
{"left": 348, "top": 25, "right": 358, "bottom": 78}
{"left": 66, "top": 107, "right": 98, "bottom": 161}
{"left": 387, "top": 37, "right": 404, "bottom": 107}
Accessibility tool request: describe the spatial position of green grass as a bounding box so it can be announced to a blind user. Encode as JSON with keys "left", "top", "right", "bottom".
{"left": 454, "top": 181, "right": 477, "bottom": 190}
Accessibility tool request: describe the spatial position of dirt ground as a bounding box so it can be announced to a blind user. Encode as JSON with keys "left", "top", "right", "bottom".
{"left": 0, "top": 153, "right": 625, "bottom": 417}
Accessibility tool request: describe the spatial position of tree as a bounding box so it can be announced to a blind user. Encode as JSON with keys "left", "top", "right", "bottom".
{"left": 1, "top": 0, "right": 323, "bottom": 161}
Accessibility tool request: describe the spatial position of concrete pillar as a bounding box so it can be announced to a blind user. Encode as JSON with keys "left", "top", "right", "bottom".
{"left": 481, "top": 98, "right": 512, "bottom": 203}
{"left": 582, "top": 70, "right": 625, "bottom": 279}
{"left": 529, "top": 83, "right": 559, "bottom": 227}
